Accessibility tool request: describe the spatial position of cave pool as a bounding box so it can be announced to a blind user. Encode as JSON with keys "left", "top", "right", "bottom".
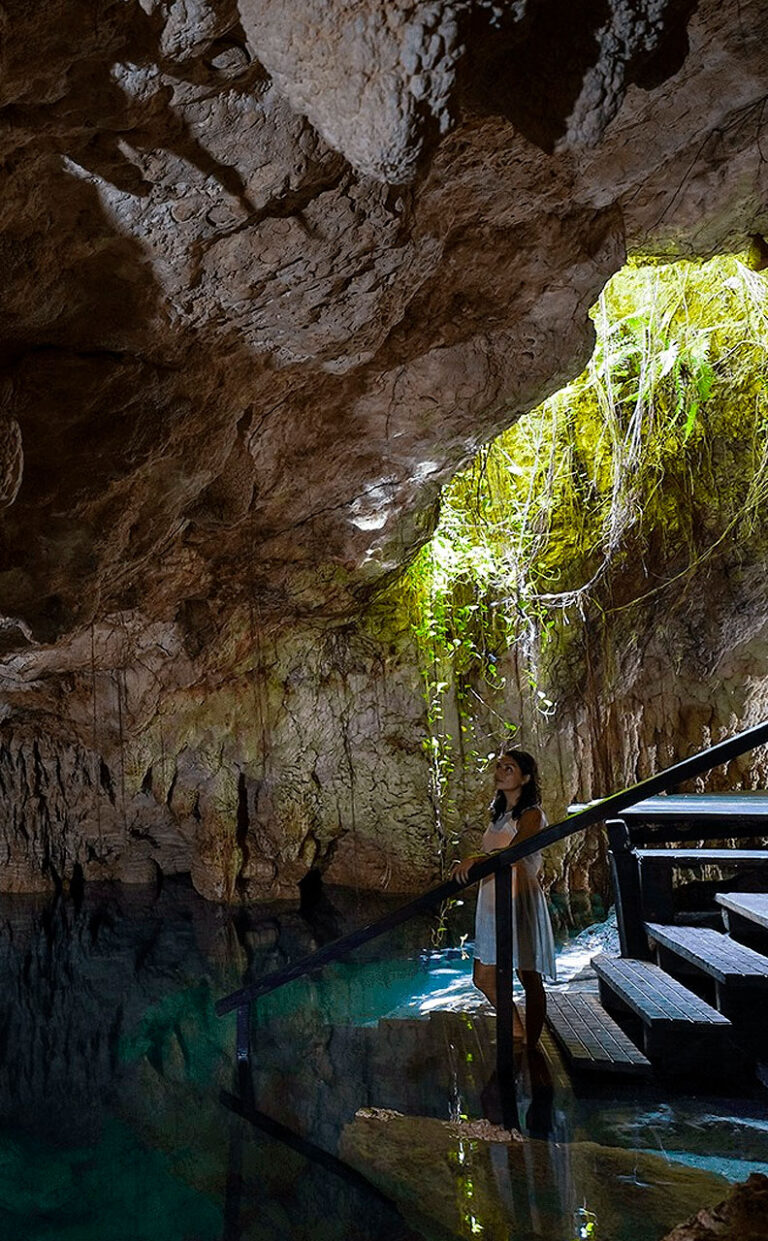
{"left": 1, "top": 878, "right": 766, "bottom": 1241}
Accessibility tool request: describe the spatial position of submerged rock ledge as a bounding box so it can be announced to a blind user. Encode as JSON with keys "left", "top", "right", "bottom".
{"left": 662, "top": 1172, "right": 768, "bottom": 1241}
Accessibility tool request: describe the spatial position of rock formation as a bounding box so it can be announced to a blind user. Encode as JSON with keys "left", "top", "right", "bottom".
{"left": 662, "top": 1173, "right": 768, "bottom": 1241}
{"left": 1, "top": 0, "right": 767, "bottom": 899}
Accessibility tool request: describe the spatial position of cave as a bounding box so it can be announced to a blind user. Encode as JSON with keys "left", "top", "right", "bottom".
{"left": 2, "top": 0, "right": 767, "bottom": 908}
{"left": 2, "top": 2, "right": 768, "bottom": 1237}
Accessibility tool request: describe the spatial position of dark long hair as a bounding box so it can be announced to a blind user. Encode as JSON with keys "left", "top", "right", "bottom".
{"left": 490, "top": 748, "right": 542, "bottom": 822}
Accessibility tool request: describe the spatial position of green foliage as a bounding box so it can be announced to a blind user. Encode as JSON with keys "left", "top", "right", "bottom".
{"left": 390, "top": 255, "right": 768, "bottom": 853}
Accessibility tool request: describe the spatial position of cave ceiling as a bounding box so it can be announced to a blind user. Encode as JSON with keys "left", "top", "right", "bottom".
{"left": 0, "top": 0, "right": 767, "bottom": 661}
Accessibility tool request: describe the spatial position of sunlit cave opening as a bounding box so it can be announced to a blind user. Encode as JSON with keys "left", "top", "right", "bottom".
{"left": 373, "top": 253, "right": 768, "bottom": 903}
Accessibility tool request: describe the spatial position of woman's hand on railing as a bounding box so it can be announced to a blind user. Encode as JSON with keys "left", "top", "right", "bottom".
{"left": 451, "top": 854, "right": 486, "bottom": 884}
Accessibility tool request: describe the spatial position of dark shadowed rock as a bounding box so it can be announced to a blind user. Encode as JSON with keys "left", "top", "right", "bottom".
{"left": 662, "top": 1173, "right": 768, "bottom": 1241}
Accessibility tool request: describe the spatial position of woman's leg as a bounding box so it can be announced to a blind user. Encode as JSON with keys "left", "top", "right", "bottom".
{"left": 517, "top": 969, "right": 546, "bottom": 1045}
{"left": 473, "top": 960, "right": 497, "bottom": 1007}
{"left": 474, "top": 961, "right": 525, "bottom": 1037}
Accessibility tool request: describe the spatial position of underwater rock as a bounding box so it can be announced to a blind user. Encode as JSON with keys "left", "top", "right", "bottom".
{"left": 340, "top": 1113, "right": 732, "bottom": 1241}
{"left": 662, "top": 1172, "right": 768, "bottom": 1241}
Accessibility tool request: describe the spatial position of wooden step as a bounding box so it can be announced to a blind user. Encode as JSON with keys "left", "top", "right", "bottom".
{"left": 591, "top": 955, "right": 731, "bottom": 1026}
{"left": 591, "top": 954, "right": 732, "bottom": 1069}
{"left": 716, "top": 893, "right": 768, "bottom": 932}
{"left": 638, "top": 850, "right": 768, "bottom": 921}
{"left": 639, "top": 848, "right": 768, "bottom": 866}
{"left": 545, "top": 992, "right": 651, "bottom": 1076}
{"left": 645, "top": 922, "right": 768, "bottom": 985}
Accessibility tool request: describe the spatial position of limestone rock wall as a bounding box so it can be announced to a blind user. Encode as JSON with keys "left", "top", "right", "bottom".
{"left": 2, "top": 550, "right": 767, "bottom": 905}
{"left": 1, "top": 0, "right": 767, "bottom": 900}
{"left": 431, "top": 550, "right": 768, "bottom": 899}
{"left": 0, "top": 611, "right": 436, "bottom": 899}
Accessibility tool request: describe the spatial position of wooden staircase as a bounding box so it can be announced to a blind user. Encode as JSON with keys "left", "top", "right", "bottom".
{"left": 218, "top": 732, "right": 768, "bottom": 1106}
{"left": 546, "top": 796, "right": 768, "bottom": 1084}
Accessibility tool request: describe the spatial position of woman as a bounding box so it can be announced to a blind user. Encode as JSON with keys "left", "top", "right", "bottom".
{"left": 452, "top": 749, "right": 556, "bottom": 1045}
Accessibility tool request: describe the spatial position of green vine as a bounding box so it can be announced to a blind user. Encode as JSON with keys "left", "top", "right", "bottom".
{"left": 384, "top": 254, "right": 768, "bottom": 863}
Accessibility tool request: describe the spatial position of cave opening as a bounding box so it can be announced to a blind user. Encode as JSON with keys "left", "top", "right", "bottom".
{"left": 376, "top": 251, "right": 768, "bottom": 918}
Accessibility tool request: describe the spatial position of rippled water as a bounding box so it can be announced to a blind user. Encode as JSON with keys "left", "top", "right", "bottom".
{"left": 0, "top": 880, "right": 765, "bottom": 1240}
{"left": 387, "top": 906, "right": 621, "bottom": 1019}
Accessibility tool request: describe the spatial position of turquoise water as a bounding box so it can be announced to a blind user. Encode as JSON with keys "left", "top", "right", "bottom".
{"left": 0, "top": 1118, "right": 221, "bottom": 1241}
{"left": 1, "top": 880, "right": 766, "bottom": 1240}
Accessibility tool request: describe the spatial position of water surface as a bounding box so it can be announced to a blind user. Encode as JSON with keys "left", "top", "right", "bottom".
{"left": 1, "top": 880, "right": 765, "bottom": 1240}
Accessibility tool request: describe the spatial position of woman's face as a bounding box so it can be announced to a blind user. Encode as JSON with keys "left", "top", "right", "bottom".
{"left": 494, "top": 756, "right": 528, "bottom": 794}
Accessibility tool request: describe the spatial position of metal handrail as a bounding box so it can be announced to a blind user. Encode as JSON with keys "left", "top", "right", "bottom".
{"left": 216, "top": 718, "right": 768, "bottom": 1016}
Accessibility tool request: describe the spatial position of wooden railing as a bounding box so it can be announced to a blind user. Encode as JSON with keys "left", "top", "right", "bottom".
{"left": 601, "top": 796, "right": 768, "bottom": 957}
{"left": 216, "top": 719, "right": 768, "bottom": 1073}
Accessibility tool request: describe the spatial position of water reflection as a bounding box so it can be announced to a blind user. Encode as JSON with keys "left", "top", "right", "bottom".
{"left": 0, "top": 881, "right": 457, "bottom": 1240}
{"left": 0, "top": 881, "right": 765, "bottom": 1241}
{"left": 220, "top": 1082, "right": 429, "bottom": 1241}
{"left": 476, "top": 1047, "right": 577, "bottom": 1237}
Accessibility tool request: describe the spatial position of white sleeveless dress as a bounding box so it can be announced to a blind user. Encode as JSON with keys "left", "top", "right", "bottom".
{"left": 473, "top": 807, "right": 557, "bottom": 980}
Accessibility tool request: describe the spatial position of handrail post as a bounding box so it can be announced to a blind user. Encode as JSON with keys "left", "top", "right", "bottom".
{"left": 236, "top": 1003, "right": 251, "bottom": 1065}
{"left": 606, "top": 819, "right": 647, "bottom": 959}
{"left": 494, "top": 865, "right": 515, "bottom": 1082}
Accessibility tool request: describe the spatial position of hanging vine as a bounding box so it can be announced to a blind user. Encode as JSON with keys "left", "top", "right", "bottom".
{"left": 380, "top": 254, "right": 768, "bottom": 861}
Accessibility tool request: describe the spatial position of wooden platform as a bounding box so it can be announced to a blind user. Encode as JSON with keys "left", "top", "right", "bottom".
{"left": 716, "top": 892, "right": 768, "bottom": 931}
{"left": 571, "top": 793, "right": 768, "bottom": 849}
{"left": 591, "top": 954, "right": 731, "bottom": 1067}
{"left": 545, "top": 992, "right": 651, "bottom": 1076}
{"left": 639, "top": 848, "right": 768, "bottom": 866}
{"left": 614, "top": 794, "right": 768, "bottom": 833}
{"left": 645, "top": 922, "right": 768, "bottom": 984}
{"left": 571, "top": 791, "right": 768, "bottom": 817}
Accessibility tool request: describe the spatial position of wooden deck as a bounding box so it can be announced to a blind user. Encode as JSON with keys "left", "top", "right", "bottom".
{"left": 545, "top": 992, "right": 651, "bottom": 1076}
{"left": 716, "top": 892, "right": 768, "bottom": 931}
{"left": 645, "top": 922, "right": 768, "bottom": 984}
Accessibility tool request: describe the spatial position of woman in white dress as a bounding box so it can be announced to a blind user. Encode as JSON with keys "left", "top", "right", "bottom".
{"left": 452, "top": 749, "right": 556, "bottom": 1046}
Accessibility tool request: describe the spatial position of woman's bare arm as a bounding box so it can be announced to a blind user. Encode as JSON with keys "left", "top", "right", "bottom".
{"left": 451, "top": 809, "right": 544, "bottom": 883}
{"left": 451, "top": 854, "right": 486, "bottom": 883}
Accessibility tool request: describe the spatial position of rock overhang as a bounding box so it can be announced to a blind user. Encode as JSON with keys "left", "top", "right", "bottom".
{"left": 1, "top": 0, "right": 765, "bottom": 649}
{"left": 0, "top": 0, "right": 767, "bottom": 898}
